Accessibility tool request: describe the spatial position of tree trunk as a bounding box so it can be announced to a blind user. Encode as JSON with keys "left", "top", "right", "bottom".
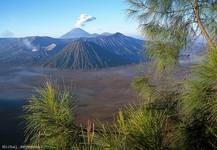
{"left": 194, "top": 0, "right": 214, "bottom": 47}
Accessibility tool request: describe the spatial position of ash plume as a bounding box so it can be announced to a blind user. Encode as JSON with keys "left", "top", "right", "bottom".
{"left": 75, "top": 14, "right": 96, "bottom": 27}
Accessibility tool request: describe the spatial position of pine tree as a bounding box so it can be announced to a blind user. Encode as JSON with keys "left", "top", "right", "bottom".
{"left": 126, "top": 0, "right": 216, "bottom": 74}
{"left": 125, "top": 0, "right": 217, "bottom": 149}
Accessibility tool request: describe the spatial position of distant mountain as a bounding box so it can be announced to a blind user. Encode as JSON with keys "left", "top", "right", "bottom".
{"left": 44, "top": 40, "right": 127, "bottom": 70}
{"left": 0, "top": 37, "right": 66, "bottom": 65}
{"left": 84, "top": 32, "right": 145, "bottom": 62}
{"left": 44, "top": 33, "right": 145, "bottom": 69}
{"left": 100, "top": 32, "right": 112, "bottom": 36}
{"left": 0, "top": 32, "right": 146, "bottom": 69}
{"left": 60, "top": 28, "right": 113, "bottom": 39}
{"left": 61, "top": 28, "right": 94, "bottom": 39}
{"left": 91, "top": 33, "right": 100, "bottom": 37}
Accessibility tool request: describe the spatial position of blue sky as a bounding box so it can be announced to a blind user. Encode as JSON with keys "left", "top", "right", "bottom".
{"left": 0, "top": 0, "right": 141, "bottom": 38}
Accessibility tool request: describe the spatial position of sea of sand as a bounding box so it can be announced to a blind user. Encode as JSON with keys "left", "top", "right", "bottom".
{"left": 0, "top": 63, "right": 191, "bottom": 145}
{"left": 0, "top": 64, "right": 148, "bottom": 145}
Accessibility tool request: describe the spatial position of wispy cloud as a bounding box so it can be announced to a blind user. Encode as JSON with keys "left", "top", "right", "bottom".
{"left": 1, "top": 30, "right": 14, "bottom": 37}
{"left": 75, "top": 14, "right": 96, "bottom": 27}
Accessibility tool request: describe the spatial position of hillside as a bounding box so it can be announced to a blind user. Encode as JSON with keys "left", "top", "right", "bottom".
{"left": 84, "top": 32, "right": 145, "bottom": 62}
{"left": 44, "top": 40, "right": 128, "bottom": 69}
{"left": 0, "top": 37, "right": 66, "bottom": 65}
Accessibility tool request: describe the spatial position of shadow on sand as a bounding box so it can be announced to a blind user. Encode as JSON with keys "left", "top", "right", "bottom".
{"left": 0, "top": 99, "right": 26, "bottom": 145}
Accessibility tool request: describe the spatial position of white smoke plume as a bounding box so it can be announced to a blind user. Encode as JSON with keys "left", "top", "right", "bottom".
{"left": 22, "top": 39, "right": 38, "bottom": 52}
{"left": 75, "top": 14, "right": 96, "bottom": 27}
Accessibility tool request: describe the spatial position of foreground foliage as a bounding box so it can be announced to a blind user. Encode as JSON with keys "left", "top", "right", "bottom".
{"left": 24, "top": 83, "right": 78, "bottom": 149}
{"left": 180, "top": 46, "right": 217, "bottom": 149}
{"left": 24, "top": 83, "right": 172, "bottom": 149}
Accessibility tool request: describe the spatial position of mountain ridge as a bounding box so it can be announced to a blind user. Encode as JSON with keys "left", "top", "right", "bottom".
{"left": 0, "top": 30, "right": 146, "bottom": 70}
{"left": 60, "top": 28, "right": 114, "bottom": 39}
